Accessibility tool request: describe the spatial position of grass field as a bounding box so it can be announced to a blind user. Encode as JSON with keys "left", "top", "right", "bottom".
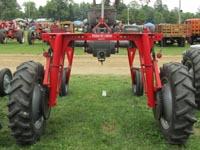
{"left": 0, "top": 39, "right": 200, "bottom": 149}
{"left": 0, "top": 37, "right": 191, "bottom": 55}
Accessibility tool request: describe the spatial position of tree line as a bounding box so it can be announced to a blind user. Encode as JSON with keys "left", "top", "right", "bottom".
{"left": 0, "top": 0, "right": 200, "bottom": 24}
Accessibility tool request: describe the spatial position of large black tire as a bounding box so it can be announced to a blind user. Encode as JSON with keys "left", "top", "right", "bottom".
{"left": 0, "top": 29, "right": 7, "bottom": 44}
{"left": 7, "top": 61, "right": 46, "bottom": 145}
{"left": 182, "top": 47, "right": 200, "bottom": 108}
{"left": 28, "top": 30, "right": 35, "bottom": 45}
{"left": 17, "top": 30, "right": 24, "bottom": 44}
{"left": 132, "top": 68, "right": 143, "bottom": 96}
{"left": 154, "top": 62, "right": 197, "bottom": 145}
{"left": 59, "top": 67, "right": 69, "bottom": 96}
{"left": 0, "top": 68, "right": 12, "bottom": 97}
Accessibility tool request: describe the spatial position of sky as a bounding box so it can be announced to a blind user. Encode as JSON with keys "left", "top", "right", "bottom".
{"left": 17, "top": 0, "right": 200, "bottom": 14}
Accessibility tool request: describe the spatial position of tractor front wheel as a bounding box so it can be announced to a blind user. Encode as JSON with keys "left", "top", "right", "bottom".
{"left": 17, "top": 30, "right": 24, "bottom": 44}
{"left": 59, "top": 67, "right": 69, "bottom": 96}
{"left": 132, "top": 68, "right": 143, "bottom": 96}
{"left": 0, "top": 29, "right": 7, "bottom": 44}
{"left": 0, "top": 68, "right": 12, "bottom": 97}
{"left": 28, "top": 30, "right": 35, "bottom": 45}
{"left": 154, "top": 62, "right": 197, "bottom": 145}
{"left": 7, "top": 61, "right": 47, "bottom": 145}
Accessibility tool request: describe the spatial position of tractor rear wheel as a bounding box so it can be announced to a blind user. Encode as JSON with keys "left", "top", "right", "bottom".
{"left": 0, "top": 29, "right": 7, "bottom": 44}
{"left": 7, "top": 61, "right": 46, "bottom": 145}
{"left": 0, "top": 68, "right": 12, "bottom": 97}
{"left": 154, "top": 62, "right": 197, "bottom": 145}
{"left": 182, "top": 47, "right": 200, "bottom": 108}
{"left": 28, "top": 30, "right": 35, "bottom": 45}
{"left": 17, "top": 30, "right": 24, "bottom": 44}
{"left": 132, "top": 68, "right": 143, "bottom": 96}
{"left": 59, "top": 67, "right": 69, "bottom": 96}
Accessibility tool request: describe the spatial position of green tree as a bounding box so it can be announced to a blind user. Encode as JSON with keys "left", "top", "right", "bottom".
{"left": 135, "top": 9, "right": 147, "bottom": 24}
{"left": 142, "top": 5, "right": 154, "bottom": 23}
{"left": 0, "top": 0, "right": 21, "bottom": 20}
{"left": 68, "top": 3, "right": 74, "bottom": 21}
{"left": 153, "top": 11, "right": 164, "bottom": 23}
{"left": 128, "top": 0, "right": 141, "bottom": 9}
{"left": 23, "top": 1, "right": 38, "bottom": 19}
{"left": 154, "top": 0, "right": 163, "bottom": 12}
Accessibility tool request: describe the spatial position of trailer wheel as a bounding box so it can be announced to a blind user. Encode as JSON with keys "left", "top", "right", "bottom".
{"left": 59, "top": 67, "right": 69, "bottom": 96}
{"left": 161, "top": 38, "right": 166, "bottom": 47}
{"left": 7, "top": 61, "right": 46, "bottom": 145}
{"left": 132, "top": 68, "right": 143, "bottom": 96}
{"left": 28, "top": 30, "right": 35, "bottom": 45}
{"left": 188, "top": 37, "right": 194, "bottom": 45}
{"left": 155, "top": 62, "right": 197, "bottom": 145}
{"left": 0, "top": 68, "right": 12, "bottom": 97}
{"left": 17, "top": 30, "right": 24, "bottom": 44}
{"left": 178, "top": 38, "right": 185, "bottom": 47}
{"left": 0, "top": 30, "right": 7, "bottom": 44}
{"left": 182, "top": 48, "right": 200, "bottom": 108}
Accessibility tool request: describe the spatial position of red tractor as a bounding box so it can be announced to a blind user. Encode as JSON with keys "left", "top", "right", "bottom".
{"left": 7, "top": 1, "right": 197, "bottom": 146}
{"left": 0, "top": 21, "right": 24, "bottom": 44}
{"left": 27, "top": 22, "right": 50, "bottom": 45}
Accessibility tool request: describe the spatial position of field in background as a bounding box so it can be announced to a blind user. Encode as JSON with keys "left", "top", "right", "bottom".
{"left": 0, "top": 38, "right": 191, "bottom": 55}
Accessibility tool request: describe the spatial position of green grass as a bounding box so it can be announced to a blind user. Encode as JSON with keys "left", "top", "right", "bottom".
{"left": 0, "top": 37, "right": 199, "bottom": 149}
{"left": 0, "top": 37, "right": 191, "bottom": 55}
{"left": 0, "top": 75, "right": 200, "bottom": 150}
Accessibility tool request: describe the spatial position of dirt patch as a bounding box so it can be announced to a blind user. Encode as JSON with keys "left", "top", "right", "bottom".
{"left": 0, "top": 54, "right": 182, "bottom": 75}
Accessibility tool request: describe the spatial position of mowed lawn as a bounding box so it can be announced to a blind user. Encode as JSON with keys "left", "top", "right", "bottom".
{"left": 0, "top": 40, "right": 200, "bottom": 150}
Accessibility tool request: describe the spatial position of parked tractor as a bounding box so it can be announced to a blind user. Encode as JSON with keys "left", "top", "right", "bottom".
{"left": 27, "top": 22, "right": 50, "bottom": 45}
{"left": 50, "top": 21, "right": 74, "bottom": 33}
{"left": 0, "top": 21, "right": 24, "bottom": 44}
{"left": 7, "top": 0, "right": 197, "bottom": 146}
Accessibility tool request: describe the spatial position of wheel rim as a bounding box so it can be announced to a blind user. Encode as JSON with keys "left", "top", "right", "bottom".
{"left": 3, "top": 34, "right": 7, "bottom": 43}
{"left": 3, "top": 73, "right": 11, "bottom": 94}
{"left": 32, "top": 84, "right": 44, "bottom": 130}
{"left": 65, "top": 84, "right": 68, "bottom": 93}
{"left": 160, "top": 79, "right": 173, "bottom": 130}
{"left": 21, "top": 36, "right": 24, "bottom": 43}
{"left": 133, "top": 69, "right": 137, "bottom": 94}
{"left": 133, "top": 84, "right": 136, "bottom": 93}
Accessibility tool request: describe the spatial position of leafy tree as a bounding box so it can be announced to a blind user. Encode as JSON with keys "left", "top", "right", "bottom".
{"left": 23, "top": 1, "right": 38, "bottom": 19}
{"left": 182, "top": 12, "right": 195, "bottom": 22}
{"left": 0, "top": 0, "right": 21, "bottom": 20}
{"left": 128, "top": 0, "right": 141, "bottom": 9}
{"left": 154, "top": 0, "right": 163, "bottom": 12}
{"left": 153, "top": 11, "right": 164, "bottom": 23}
{"left": 135, "top": 9, "right": 147, "bottom": 24}
{"left": 142, "top": 5, "right": 154, "bottom": 23}
{"left": 68, "top": 3, "right": 74, "bottom": 21}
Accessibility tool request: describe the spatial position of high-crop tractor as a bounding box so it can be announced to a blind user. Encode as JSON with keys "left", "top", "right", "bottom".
{"left": 7, "top": 0, "right": 197, "bottom": 146}
{"left": 0, "top": 21, "right": 24, "bottom": 44}
{"left": 0, "top": 68, "right": 12, "bottom": 129}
